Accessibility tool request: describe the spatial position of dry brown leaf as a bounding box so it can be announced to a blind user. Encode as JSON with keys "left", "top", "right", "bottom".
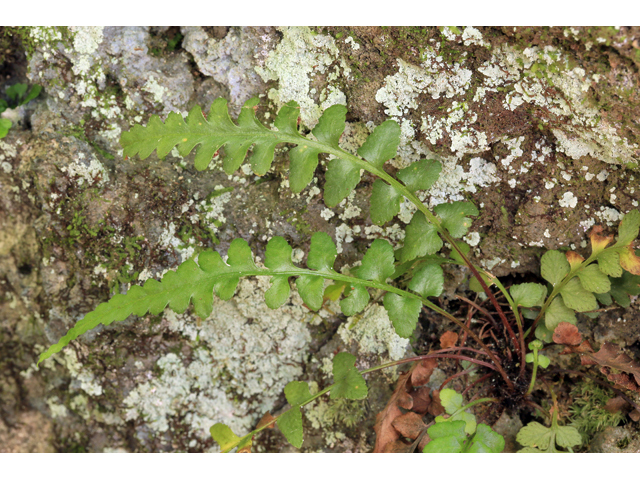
{"left": 410, "top": 387, "right": 432, "bottom": 415}
{"left": 373, "top": 371, "right": 412, "bottom": 453}
{"left": 600, "top": 368, "right": 640, "bottom": 392}
{"left": 397, "top": 389, "right": 414, "bottom": 410}
{"left": 630, "top": 409, "right": 640, "bottom": 422}
{"left": 427, "top": 389, "right": 445, "bottom": 417}
{"left": 553, "top": 322, "right": 582, "bottom": 346}
{"left": 373, "top": 360, "right": 438, "bottom": 453}
{"left": 581, "top": 342, "right": 640, "bottom": 392}
{"left": 604, "top": 396, "right": 628, "bottom": 414}
{"left": 391, "top": 412, "right": 427, "bottom": 440}
{"left": 256, "top": 412, "right": 276, "bottom": 430}
{"left": 563, "top": 340, "right": 594, "bottom": 355}
{"left": 382, "top": 440, "right": 412, "bottom": 453}
{"left": 589, "top": 343, "right": 640, "bottom": 384}
{"left": 440, "top": 331, "right": 459, "bottom": 349}
{"left": 411, "top": 358, "right": 438, "bottom": 387}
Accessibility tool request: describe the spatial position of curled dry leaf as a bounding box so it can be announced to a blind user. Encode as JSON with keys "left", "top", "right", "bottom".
{"left": 383, "top": 440, "right": 413, "bottom": 453}
{"left": 410, "top": 387, "right": 432, "bottom": 415}
{"left": 411, "top": 358, "right": 438, "bottom": 387}
{"left": 552, "top": 322, "right": 582, "bottom": 346}
{"left": 427, "top": 389, "right": 445, "bottom": 417}
{"left": 600, "top": 369, "right": 639, "bottom": 392}
{"left": 373, "top": 371, "right": 412, "bottom": 453}
{"left": 581, "top": 342, "right": 640, "bottom": 392}
{"left": 373, "top": 359, "right": 437, "bottom": 452}
{"left": 396, "top": 388, "right": 414, "bottom": 410}
{"left": 440, "top": 331, "right": 459, "bottom": 349}
{"left": 560, "top": 339, "right": 594, "bottom": 355}
{"left": 391, "top": 412, "right": 427, "bottom": 440}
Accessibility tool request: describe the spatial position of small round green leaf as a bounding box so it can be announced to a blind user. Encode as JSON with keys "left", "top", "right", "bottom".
{"left": 340, "top": 284, "right": 370, "bottom": 316}
{"left": 330, "top": 352, "right": 368, "bottom": 400}
{"left": 382, "top": 293, "right": 421, "bottom": 338}
{"left": 541, "top": 250, "right": 570, "bottom": 286}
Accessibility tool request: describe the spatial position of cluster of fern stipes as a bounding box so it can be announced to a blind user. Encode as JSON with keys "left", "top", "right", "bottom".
{"left": 39, "top": 98, "right": 640, "bottom": 452}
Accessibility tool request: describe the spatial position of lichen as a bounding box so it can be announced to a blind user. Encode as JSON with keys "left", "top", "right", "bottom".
{"left": 123, "top": 276, "right": 316, "bottom": 448}
{"left": 338, "top": 303, "right": 409, "bottom": 361}
{"left": 255, "top": 26, "right": 349, "bottom": 128}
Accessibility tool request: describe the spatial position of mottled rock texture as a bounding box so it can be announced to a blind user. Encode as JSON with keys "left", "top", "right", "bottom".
{"left": 1, "top": 26, "right": 639, "bottom": 452}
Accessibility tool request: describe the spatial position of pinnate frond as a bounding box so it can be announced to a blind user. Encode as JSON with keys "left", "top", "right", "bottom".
{"left": 39, "top": 234, "right": 444, "bottom": 364}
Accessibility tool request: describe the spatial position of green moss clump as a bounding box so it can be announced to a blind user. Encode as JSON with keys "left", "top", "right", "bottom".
{"left": 569, "top": 379, "right": 625, "bottom": 443}
{"left": 324, "top": 397, "right": 368, "bottom": 429}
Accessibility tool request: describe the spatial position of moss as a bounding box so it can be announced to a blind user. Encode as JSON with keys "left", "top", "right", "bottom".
{"left": 569, "top": 379, "right": 625, "bottom": 444}
{"left": 60, "top": 121, "right": 115, "bottom": 160}
{"left": 2, "top": 26, "right": 73, "bottom": 59}
{"left": 323, "top": 397, "right": 369, "bottom": 429}
{"left": 148, "top": 28, "right": 184, "bottom": 57}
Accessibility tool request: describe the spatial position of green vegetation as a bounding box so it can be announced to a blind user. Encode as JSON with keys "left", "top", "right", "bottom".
{"left": 0, "top": 82, "right": 42, "bottom": 138}
{"left": 517, "top": 409, "right": 582, "bottom": 452}
{"left": 38, "top": 98, "right": 640, "bottom": 452}
{"left": 570, "top": 379, "right": 626, "bottom": 442}
{"left": 423, "top": 388, "right": 503, "bottom": 453}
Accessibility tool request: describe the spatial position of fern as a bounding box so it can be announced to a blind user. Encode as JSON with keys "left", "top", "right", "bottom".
{"left": 41, "top": 97, "right": 480, "bottom": 364}
{"left": 40, "top": 96, "right": 640, "bottom": 453}
{"left": 38, "top": 233, "right": 442, "bottom": 364}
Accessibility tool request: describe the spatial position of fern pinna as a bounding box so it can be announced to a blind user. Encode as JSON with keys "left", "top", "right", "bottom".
{"left": 39, "top": 97, "right": 640, "bottom": 452}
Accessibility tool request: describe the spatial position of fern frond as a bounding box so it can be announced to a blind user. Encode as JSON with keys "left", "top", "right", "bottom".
{"left": 39, "top": 234, "right": 442, "bottom": 364}
{"left": 121, "top": 97, "right": 478, "bottom": 238}
{"left": 121, "top": 98, "right": 347, "bottom": 188}
{"left": 44, "top": 99, "right": 482, "bottom": 363}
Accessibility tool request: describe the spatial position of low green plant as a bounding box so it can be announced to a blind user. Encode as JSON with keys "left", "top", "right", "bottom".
{"left": 0, "top": 82, "right": 42, "bottom": 138}
{"left": 517, "top": 406, "right": 582, "bottom": 453}
{"left": 569, "top": 379, "right": 626, "bottom": 442}
{"left": 422, "top": 388, "right": 504, "bottom": 453}
{"left": 37, "top": 97, "right": 640, "bottom": 452}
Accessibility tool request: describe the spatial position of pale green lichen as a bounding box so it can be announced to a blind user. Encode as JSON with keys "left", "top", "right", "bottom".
{"left": 58, "top": 151, "right": 110, "bottom": 187}
{"left": 46, "top": 396, "right": 69, "bottom": 419}
{"left": 338, "top": 304, "right": 409, "bottom": 361}
{"left": 142, "top": 75, "right": 166, "bottom": 104}
{"left": 255, "top": 26, "right": 349, "bottom": 128}
{"left": 484, "top": 44, "right": 638, "bottom": 165}
{"left": 123, "top": 276, "right": 318, "bottom": 448}
{"left": 376, "top": 53, "right": 481, "bottom": 162}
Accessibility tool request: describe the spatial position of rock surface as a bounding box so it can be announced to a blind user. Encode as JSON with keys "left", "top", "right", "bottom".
{"left": 1, "top": 26, "right": 639, "bottom": 452}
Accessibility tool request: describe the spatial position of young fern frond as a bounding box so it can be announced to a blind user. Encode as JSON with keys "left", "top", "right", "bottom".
{"left": 529, "top": 210, "right": 640, "bottom": 341}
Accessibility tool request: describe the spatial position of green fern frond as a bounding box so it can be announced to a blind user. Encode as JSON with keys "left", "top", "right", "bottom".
{"left": 121, "top": 97, "right": 478, "bottom": 237}
{"left": 121, "top": 98, "right": 347, "bottom": 191}
{"left": 39, "top": 234, "right": 442, "bottom": 364}
{"left": 44, "top": 98, "right": 481, "bottom": 364}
